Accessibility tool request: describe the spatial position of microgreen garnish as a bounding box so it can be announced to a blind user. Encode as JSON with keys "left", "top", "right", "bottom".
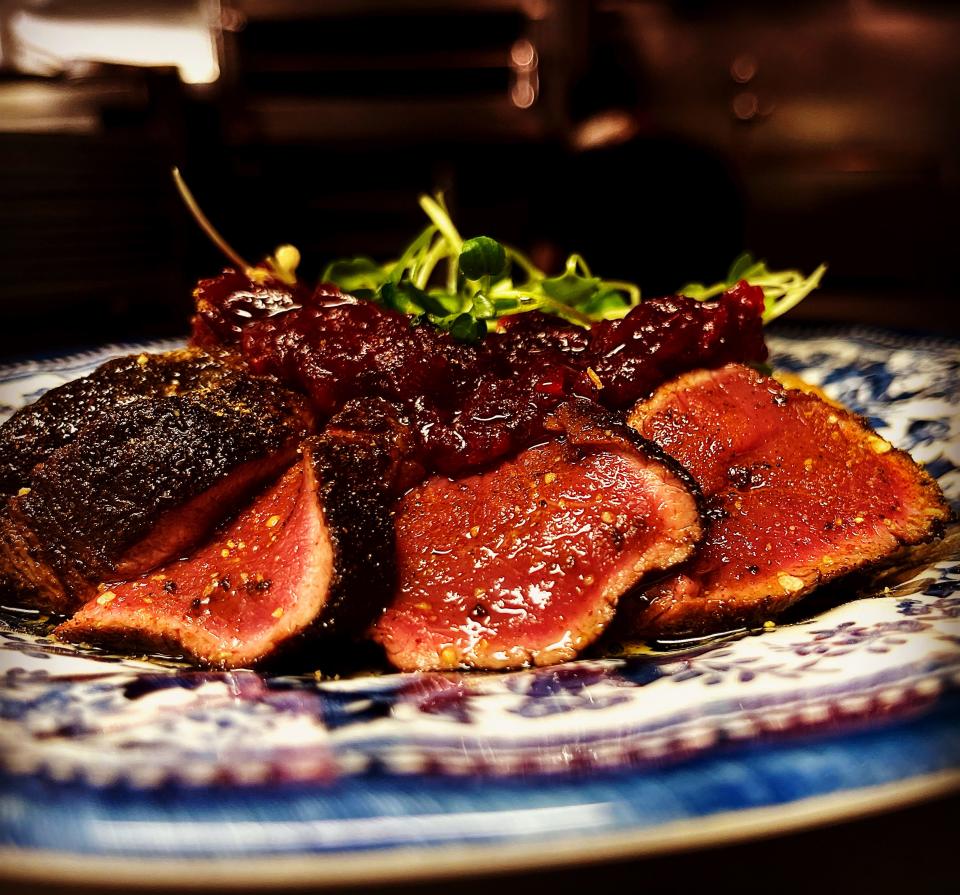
{"left": 321, "top": 197, "right": 825, "bottom": 340}
{"left": 322, "top": 194, "right": 639, "bottom": 340}
{"left": 459, "top": 237, "right": 507, "bottom": 280}
{"left": 173, "top": 168, "right": 301, "bottom": 287}
{"left": 679, "top": 252, "right": 827, "bottom": 325}
{"left": 173, "top": 169, "right": 826, "bottom": 342}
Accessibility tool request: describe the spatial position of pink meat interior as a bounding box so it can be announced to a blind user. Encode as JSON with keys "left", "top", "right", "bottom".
{"left": 57, "top": 457, "right": 333, "bottom": 667}
{"left": 625, "top": 364, "right": 948, "bottom": 632}
{"left": 375, "top": 438, "right": 698, "bottom": 670}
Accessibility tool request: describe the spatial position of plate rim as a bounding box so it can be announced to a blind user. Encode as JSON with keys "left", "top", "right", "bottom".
{"left": 0, "top": 769, "right": 956, "bottom": 891}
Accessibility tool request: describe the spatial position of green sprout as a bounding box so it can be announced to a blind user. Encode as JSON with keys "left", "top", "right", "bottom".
{"left": 173, "top": 168, "right": 825, "bottom": 344}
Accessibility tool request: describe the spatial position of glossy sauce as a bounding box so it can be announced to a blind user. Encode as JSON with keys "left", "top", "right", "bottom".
{"left": 192, "top": 272, "right": 767, "bottom": 476}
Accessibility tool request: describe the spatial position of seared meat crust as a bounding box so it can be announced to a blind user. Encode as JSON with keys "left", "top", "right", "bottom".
{"left": 57, "top": 423, "right": 400, "bottom": 668}
{"left": 302, "top": 402, "right": 412, "bottom": 638}
{"left": 0, "top": 348, "right": 247, "bottom": 495}
{"left": 1, "top": 374, "right": 312, "bottom": 612}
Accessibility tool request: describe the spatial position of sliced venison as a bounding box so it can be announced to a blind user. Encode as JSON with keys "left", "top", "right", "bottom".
{"left": 0, "top": 376, "right": 312, "bottom": 613}
{"left": 615, "top": 363, "right": 950, "bottom": 638}
{"left": 373, "top": 402, "right": 702, "bottom": 671}
{"left": 0, "top": 348, "right": 247, "bottom": 495}
{"left": 56, "top": 430, "right": 397, "bottom": 667}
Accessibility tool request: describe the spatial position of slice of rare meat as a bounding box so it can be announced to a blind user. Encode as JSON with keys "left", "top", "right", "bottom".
{"left": 0, "top": 376, "right": 312, "bottom": 613}
{"left": 615, "top": 363, "right": 950, "bottom": 638}
{"left": 56, "top": 430, "right": 397, "bottom": 667}
{"left": 0, "top": 347, "right": 247, "bottom": 495}
{"left": 372, "top": 401, "right": 702, "bottom": 671}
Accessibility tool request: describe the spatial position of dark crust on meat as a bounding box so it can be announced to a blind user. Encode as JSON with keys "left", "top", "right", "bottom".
{"left": 0, "top": 510, "right": 65, "bottom": 607}
{"left": 55, "top": 451, "right": 330, "bottom": 668}
{"left": 301, "top": 439, "right": 396, "bottom": 638}
{"left": 55, "top": 413, "right": 402, "bottom": 668}
{"left": 319, "top": 397, "right": 425, "bottom": 496}
{"left": 0, "top": 348, "right": 248, "bottom": 495}
{"left": 291, "top": 402, "right": 409, "bottom": 641}
{"left": 9, "top": 376, "right": 311, "bottom": 603}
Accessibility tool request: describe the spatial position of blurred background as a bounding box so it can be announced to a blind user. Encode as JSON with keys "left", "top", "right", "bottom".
{"left": 0, "top": 0, "right": 957, "bottom": 359}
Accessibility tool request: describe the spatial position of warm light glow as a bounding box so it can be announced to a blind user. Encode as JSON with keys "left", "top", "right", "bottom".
{"left": 523, "top": 0, "right": 550, "bottom": 22}
{"left": 572, "top": 110, "right": 639, "bottom": 151}
{"left": 732, "top": 91, "right": 759, "bottom": 121}
{"left": 509, "top": 38, "right": 539, "bottom": 109}
{"left": 0, "top": 82, "right": 100, "bottom": 134}
{"left": 730, "top": 53, "right": 758, "bottom": 84}
{"left": 10, "top": 9, "right": 220, "bottom": 84}
{"left": 511, "top": 39, "right": 537, "bottom": 69}
{"left": 511, "top": 81, "right": 536, "bottom": 109}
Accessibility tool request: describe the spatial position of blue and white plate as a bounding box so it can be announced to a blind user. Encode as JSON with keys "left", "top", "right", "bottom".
{"left": 0, "top": 327, "right": 958, "bottom": 890}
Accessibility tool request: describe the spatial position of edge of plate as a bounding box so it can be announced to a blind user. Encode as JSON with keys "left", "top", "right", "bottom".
{"left": 1, "top": 769, "right": 957, "bottom": 891}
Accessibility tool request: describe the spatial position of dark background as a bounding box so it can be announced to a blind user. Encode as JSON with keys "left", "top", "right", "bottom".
{"left": 1, "top": 0, "right": 959, "bottom": 359}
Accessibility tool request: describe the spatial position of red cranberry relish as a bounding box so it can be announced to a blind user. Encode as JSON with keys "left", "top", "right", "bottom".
{"left": 192, "top": 272, "right": 767, "bottom": 475}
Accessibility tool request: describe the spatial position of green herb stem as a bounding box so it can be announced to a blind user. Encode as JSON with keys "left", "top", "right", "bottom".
{"left": 762, "top": 263, "right": 827, "bottom": 323}
{"left": 413, "top": 233, "right": 449, "bottom": 290}
{"left": 389, "top": 224, "right": 436, "bottom": 285}
{"left": 418, "top": 195, "right": 462, "bottom": 253}
{"left": 599, "top": 280, "right": 641, "bottom": 306}
{"left": 173, "top": 167, "right": 252, "bottom": 272}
